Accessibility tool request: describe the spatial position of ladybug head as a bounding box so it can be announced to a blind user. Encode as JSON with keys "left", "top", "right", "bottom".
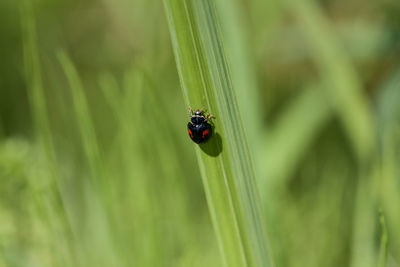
{"left": 194, "top": 109, "right": 203, "bottom": 116}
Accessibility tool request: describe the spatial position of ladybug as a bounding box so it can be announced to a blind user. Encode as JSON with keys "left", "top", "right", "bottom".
{"left": 187, "top": 108, "right": 214, "bottom": 144}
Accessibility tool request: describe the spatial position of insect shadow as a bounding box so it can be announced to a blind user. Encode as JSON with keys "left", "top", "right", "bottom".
{"left": 199, "top": 132, "right": 223, "bottom": 157}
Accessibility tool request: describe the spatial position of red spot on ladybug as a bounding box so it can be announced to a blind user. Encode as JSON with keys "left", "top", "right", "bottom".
{"left": 188, "top": 128, "right": 193, "bottom": 138}
{"left": 202, "top": 129, "right": 209, "bottom": 138}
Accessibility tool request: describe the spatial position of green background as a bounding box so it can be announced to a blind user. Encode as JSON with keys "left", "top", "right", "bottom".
{"left": 1, "top": 0, "right": 400, "bottom": 266}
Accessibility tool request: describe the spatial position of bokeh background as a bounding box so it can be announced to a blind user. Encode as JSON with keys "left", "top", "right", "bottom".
{"left": 1, "top": 0, "right": 400, "bottom": 266}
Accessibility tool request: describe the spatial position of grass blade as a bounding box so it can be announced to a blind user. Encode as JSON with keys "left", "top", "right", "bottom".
{"left": 20, "top": 2, "right": 78, "bottom": 265}
{"left": 286, "top": 2, "right": 377, "bottom": 266}
{"left": 288, "top": 0, "right": 374, "bottom": 159}
{"left": 213, "top": 0, "right": 263, "bottom": 171}
{"left": 376, "top": 65, "right": 400, "bottom": 262}
{"left": 57, "top": 50, "right": 105, "bottom": 186}
{"left": 378, "top": 210, "right": 388, "bottom": 267}
{"left": 262, "top": 86, "right": 331, "bottom": 190}
{"left": 163, "top": 1, "right": 272, "bottom": 266}
{"left": 57, "top": 50, "right": 121, "bottom": 266}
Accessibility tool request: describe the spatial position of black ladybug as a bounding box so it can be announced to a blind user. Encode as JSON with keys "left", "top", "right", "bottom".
{"left": 187, "top": 108, "right": 214, "bottom": 144}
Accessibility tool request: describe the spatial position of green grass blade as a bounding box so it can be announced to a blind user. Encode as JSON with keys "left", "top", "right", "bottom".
{"left": 163, "top": 1, "right": 272, "bottom": 267}
{"left": 287, "top": 3, "right": 377, "bottom": 266}
{"left": 213, "top": 0, "right": 263, "bottom": 169}
{"left": 288, "top": 0, "right": 374, "bottom": 160}
{"left": 376, "top": 65, "right": 400, "bottom": 260}
{"left": 21, "top": 1, "right": 54, "bottom": 159}
{"left": 378, "top": 210, "right": 388, "bottom": 267}
{"left": 57, "top": 50, "right": 122, "bottom": 266}
{"left": 20, "top": 3, "right": 78, "bottom": 265}
{"left": 262, "top": 86, "right": 331, "bottom": 190}
{"left": 57, "top": 50, "right": 105, "bottom": 186}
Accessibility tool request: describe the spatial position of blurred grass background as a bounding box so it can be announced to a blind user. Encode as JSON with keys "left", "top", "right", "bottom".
{"left": 1, "top": 0, "right": 400, "bottom": 266}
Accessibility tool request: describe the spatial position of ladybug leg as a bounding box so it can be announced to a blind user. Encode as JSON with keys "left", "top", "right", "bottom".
{"left": 205, "top": 113, "right": 215, "bottom": 121}
{"left": 188, "top": 107, "right": 193, "bottom": 117}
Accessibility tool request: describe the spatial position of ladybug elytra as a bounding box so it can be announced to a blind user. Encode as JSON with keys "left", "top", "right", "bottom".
{"left": 187, "top": 108, "right": 214, "bottom": 144}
